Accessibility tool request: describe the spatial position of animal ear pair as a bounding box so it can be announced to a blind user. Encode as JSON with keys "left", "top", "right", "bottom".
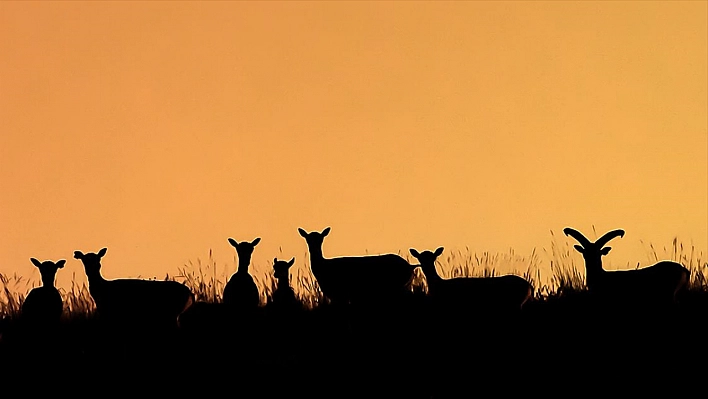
{"left": 273, "top": 257, "right": 295, "bottom": 266}
{"left": 228, "top": 237, "right": 261, "bottom": 247}
{"left": 30, "top": 258, "right": 67, "bottom": 268}
{"left": 408, "top": 247, "right": 444, "bottom": 257}
{"left": 73, "top": 248, "right": 107, "bottom": 259}
{"left": 571, "top": 245, "right": 612, "bottom": 256}
{"left": 298, "top": 227, "right": 330, "bottom": 237}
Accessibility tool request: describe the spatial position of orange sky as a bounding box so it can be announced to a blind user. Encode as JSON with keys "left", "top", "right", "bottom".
{"left": 1, "top": 1, "right": 706, "bottom": 292}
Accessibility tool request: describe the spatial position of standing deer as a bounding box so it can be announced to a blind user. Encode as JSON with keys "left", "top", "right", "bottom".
{"left": 409, "top": 247, "right": 533, "bottom": 313}
{"left": 223, "top": 237, "right": 261, "bottom": 309}
{"left": 563, "top": 227, "right": 690, "bottom": 309}
{"left": 73, "top": 248, "right": 195, "bottom": 330}
{"left": 298, "top": 227, "right": 419, "bottom": 306}
{"left": 21, "top": 258, "right": 65, "bottom": 326}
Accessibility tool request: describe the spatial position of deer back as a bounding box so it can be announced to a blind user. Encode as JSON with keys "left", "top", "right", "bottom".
{"left": 93, "top": 279, "right": 192, "bottom": 317}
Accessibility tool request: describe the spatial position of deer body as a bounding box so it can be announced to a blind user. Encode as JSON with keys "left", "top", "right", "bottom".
{"left": 410, "top": 247, "right": 533, "bottom": 311}
{"left": 21, "top": 258, "right": 65, "bottom": 325}
{"left": 564, "top": 227, "right": 690, "bottom": 308}
{"left": 298, "top": 227, "right": 418, "bottom": 304}
{"left": 223, "top": 237, "right": 261, "bottom": 309}
{"left": 74, "top": 248, "right": 194, "bottom": 326}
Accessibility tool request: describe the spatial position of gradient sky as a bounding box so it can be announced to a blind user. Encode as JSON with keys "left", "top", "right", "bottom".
{"left": 1, "top": 1, "right": 706, "bottom": 292}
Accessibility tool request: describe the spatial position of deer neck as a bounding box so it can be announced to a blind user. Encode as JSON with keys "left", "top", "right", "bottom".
{"left": 307, "top": 245, "right": 325, "bottom": 269}
{"left": 422, "top": 264, "right": 443, "bottom": 290}
{"left": 583, "top": 256, "right": 606, "bottom": 289}
{"left": 276, "top": 276, "right": 291, "bottom": 293}
{"left": 40, "top": 273, "right": 56, "bottom": 288}
{"left": 236, "top": 256, "right": 252, "bottom": 274}
{"left": 84, "top": 267, "right": 106, "bottom": 286}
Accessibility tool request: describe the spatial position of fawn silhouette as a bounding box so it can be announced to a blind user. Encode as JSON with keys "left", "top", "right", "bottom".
{"left": 298, "top": 227, "right": 418, "bottom": 306}
{"left": 271, "top": 257, "right": 301, "bottom": 312}
{"left": 263, "top": 257, "right": 305, "bottom": 369}
{"left": 73, "top": 248, "right": 195, "bottom": 340}
{"left": 21, "top": 258, "right": 65, "bottom": 327}
{"left": 410, "top": 247, "right": 533, "bottom": 314}
{"left": 223, "top": 237, "right": 261, "bottom": 310}
{"left": 564, "top": 227, "right": 690, "bottom": 313}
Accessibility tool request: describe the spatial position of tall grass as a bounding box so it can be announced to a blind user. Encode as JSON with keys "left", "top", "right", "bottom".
{"left": 1, "top": 236, "right": 706, "bottom": 319}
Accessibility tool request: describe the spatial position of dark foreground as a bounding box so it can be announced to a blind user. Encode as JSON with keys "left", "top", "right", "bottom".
{"left": 1, "top": 291, "right": 707, "bottom": 396}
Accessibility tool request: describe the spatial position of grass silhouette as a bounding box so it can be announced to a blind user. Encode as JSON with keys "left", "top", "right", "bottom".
{"left": 0, "top": 234, "right": 705, "bottom": 392}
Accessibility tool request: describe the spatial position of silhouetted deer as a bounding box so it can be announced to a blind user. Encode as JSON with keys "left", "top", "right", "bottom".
{"left": 563, "top": 227, "right": 690, "bottom": 310}
{"left": 298, "top": 227, "right": 418, "bottom": 306}
{"left": 223, "top": 237, "right": 261, "bottom": 310}
{"left": 74, "top": 248, "right": 194, "bottom": 332}
{"left": 409, "top": 247, "right": 533, "bottom": 314}
{"left": 270, "top": 257, "right": 300, "bottom": 312}
{"left": 21, "top": 258, "right": 65, "bottom": 327}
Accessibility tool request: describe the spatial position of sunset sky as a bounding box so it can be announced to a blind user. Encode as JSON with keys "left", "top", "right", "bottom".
{"left": 1, "top": 1, "right": 706, "bottom": 292}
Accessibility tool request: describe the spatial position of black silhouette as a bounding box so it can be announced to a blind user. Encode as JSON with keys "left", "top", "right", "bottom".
{"left": 0, "top": 227, "right": 703, "bottom": 390}
{"left": 409, "top": 247, "right": 533, "bottom": 314}
{"left": 563, "top": 227, "right": 690, "bottom": 311}
{"left": 73, "top": 248, "right": 195, "bottom": 337}
{"left": 10, "top": 257, "right": 67, "bottom": 359}
{"left": 298, "top": 227, "right": 418, "bottom": 306}
{"left": 270, "top": 257, "right": 301, "bottom": 313}
{"left": 21, "top": 258, "right": 65, "bottom": 326}
{"left": 222, "top": 237, "right": 261, "bottom": 310}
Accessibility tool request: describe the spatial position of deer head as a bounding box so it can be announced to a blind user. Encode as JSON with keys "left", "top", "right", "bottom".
{"left": 563, "top": 227, "right": 625, "bottom": 272}
{"left": 297, "top": 227, "right": 330, "bottom": 249}
{"left": 273, "top": 257, "right": 295, "bottom": 280}
{"left": 228, "top": 237, "right": 260, "bottom": 271}
{"left": 30, "top": 258, "right": 65, "bottom": 287}
{"left": 73, "top": 248, "right": 107, "bottom": 276}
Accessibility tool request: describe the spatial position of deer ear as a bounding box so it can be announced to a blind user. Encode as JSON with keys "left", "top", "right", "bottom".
{"left": 73, "top": 251, "right": 84, "bottom": 259}
{"left": 56, "top": 260, "right": 66, "bottom": 268}
{"left": 600, "top": 247, "right": 612, "bottom": 256}
{"left": 98, "top": 248, "right": 107, "bottom": 257}
{"left": 434, "top": 247, "right": 444, "bottom": 257}
{"left": 288, "top": 257, "right": 295, "bottom": 267}
{"left": 574, "top": 245, "right": 585, "bottom": 254}
{"left": 228, "top": 238, "right": 238, "bottom": 247}
{"left": 298, "top": 228, "right": 307, "bottom": 238}
{"left": 322, "top": 227, "right": 331, "bottom": 236}
{"left": 409, "top": 249, "right": 420, "bottom": 257}
{"left": 252, "top": 237, "right": 261, "bottom": 246}
{"left": 274, "top": 257, "right": 278, "bottom": 264}
{"left": 30, "top": 258, "right": 42, "bottom": 267}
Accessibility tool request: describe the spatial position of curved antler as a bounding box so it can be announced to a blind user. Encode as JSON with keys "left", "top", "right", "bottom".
{"left": 563, "top": 227, "right": 592, "bottom": 248}
{"left": 595, "top": 229, "right": 625, "bottom": 248}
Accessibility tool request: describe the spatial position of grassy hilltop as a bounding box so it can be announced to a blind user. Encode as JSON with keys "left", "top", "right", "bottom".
{"left": 0, "top": 235, "right": 706, "bottom": 394}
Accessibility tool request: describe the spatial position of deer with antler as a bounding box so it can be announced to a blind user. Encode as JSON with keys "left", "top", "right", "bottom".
{"left": 563, "top": 227, "right": 690, "bottom": 309}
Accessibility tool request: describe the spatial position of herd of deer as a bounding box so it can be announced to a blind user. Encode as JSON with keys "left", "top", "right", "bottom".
{"left": 18, "top": 227, "right": 691, "bottom": 331}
